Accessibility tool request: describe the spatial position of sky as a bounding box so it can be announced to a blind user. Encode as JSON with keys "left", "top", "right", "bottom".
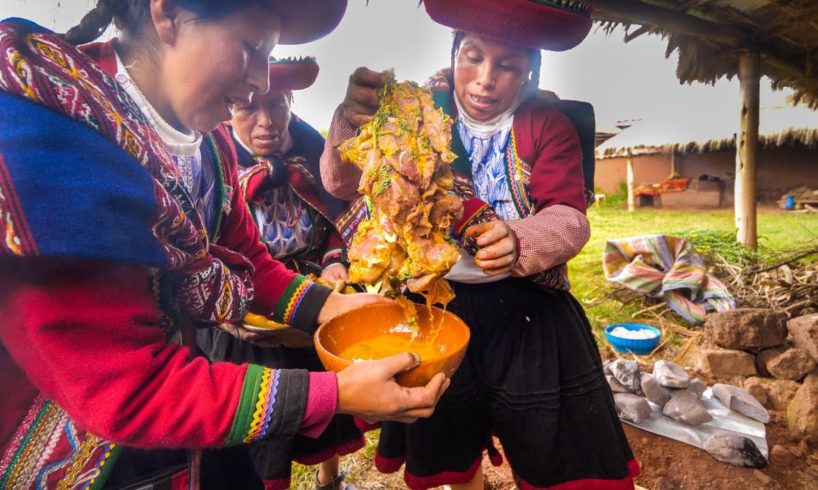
{"left": 1, "top": 0, "right": 804, "bottom": 132}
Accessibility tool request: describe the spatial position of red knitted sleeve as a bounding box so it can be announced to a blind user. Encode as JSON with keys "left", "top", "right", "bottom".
{"left": 0, "top": 258, "right": 315, "bottom": 448}
{"left": 506, "top": 103, "right": 590, "bottom": 276}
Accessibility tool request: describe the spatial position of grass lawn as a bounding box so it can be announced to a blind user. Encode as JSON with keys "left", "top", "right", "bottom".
{"left": 571, "top": 203, "right": 818, "bottom": 341}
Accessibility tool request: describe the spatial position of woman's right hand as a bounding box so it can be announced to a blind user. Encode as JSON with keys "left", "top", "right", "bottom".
{"left": 341, "top": 67, "right": 386, "bottom": 128}
{"left": 336, "top": 353, "right": 450, "bottom": 423}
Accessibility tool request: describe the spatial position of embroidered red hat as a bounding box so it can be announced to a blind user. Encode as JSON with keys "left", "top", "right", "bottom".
{"left": 269, "top": 0, "right": 348, "bottom": 45}
{"left": 423, "top": 0, "right": 592, "bottom": 51}
{"left": 268, "top": 56, "right": 319, "bottom": 92}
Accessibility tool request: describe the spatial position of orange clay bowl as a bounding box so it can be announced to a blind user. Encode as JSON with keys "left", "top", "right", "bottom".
{"left": 314, "top": 303, "right": 470, "bottom": 387}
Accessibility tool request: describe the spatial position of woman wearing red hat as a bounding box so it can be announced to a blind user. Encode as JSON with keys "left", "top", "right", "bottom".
{"left": 196, "top": 57, "right": 362, "bottom": 490}
{"left": 0, "top": 1, "right": 450, "bottom": 488}
{"left": 321, "top": 1, "right": 638, "bottom": 488}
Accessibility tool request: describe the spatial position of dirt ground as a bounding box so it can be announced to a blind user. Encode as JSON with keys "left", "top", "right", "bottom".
{"left": 349, "top": 421, "right": 817, "bottom": 489}
{"left": 338, "top": 352, "right": 818, "bottom": 489}
{"left": 343, "top": 366, "right": 818, "bottom": 490}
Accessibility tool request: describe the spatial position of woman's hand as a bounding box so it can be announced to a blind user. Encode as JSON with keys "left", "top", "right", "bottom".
{"left": 316, "top": 291, "right": 392, "bottom": 325}
{"left": 465, "top": 221, "right": 519, "bottom": 276}
{"left": 341, "top": 67, "right": 386, "bottom": 128}
{"left": 336, "top": 353, "right": 450, "bottom": 423}
{"left": 320, "top": 263, "right": 348, "bottom": 284}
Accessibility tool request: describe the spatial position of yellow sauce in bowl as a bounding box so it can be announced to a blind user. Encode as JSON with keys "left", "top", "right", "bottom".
{"left": 339, "top": 334, "right": 446, "bottom": 362}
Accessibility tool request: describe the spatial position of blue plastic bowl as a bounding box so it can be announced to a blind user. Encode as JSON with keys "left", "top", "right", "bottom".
{"left": 605, "top": 323, "right": 661, "bottom": 355}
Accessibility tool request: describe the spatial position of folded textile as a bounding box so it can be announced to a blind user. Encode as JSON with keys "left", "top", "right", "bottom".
{"left": 603, "top": 234, "right": 735, "bottom": 324}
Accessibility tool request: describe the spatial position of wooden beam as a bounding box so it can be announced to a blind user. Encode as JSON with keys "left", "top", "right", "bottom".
{"left": 735, "top": 50, "right": 760, "bottom": 250}
{"left": 763, "top": 53, "right": 817, "bottom": 85}
{"left": 592, "top": 0, "right": 747, "bottom": 45}
{"left": 627, "top": 148, "right": 636, "bottom": 212}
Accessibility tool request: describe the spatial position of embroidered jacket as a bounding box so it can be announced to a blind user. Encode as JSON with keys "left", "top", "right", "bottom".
{"left": 0, "top": 20, "right": 336, "bottom": 489}
{"left": 233, "top": 116, "right": 347, "bottom": 275}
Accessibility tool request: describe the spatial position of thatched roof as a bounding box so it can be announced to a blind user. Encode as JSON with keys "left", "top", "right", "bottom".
{"left": 595, "top": 104, "right": 818, "bottom": 158}
{"left": 590, "top": 0, "right": 818, "bottom": 108}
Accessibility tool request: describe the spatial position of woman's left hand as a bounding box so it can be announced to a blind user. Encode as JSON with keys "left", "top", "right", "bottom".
{"left": 320, "top": 263, "right": 349, "bottom": 283}
{"left": 465, "top": 220, "right": 519, "bottom": 276}
{"left": 316, "top": 291, "right": 393, "bottom": 325}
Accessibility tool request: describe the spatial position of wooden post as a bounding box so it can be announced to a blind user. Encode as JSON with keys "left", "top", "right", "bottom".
{"left": 735, "top": 50, "right": 760, "bottom": 249}
{"left": 670, "top": 150, "right": 678, "bottom": 178}
{"left": 627, "top": 148, "right": 635, "bottom": 212}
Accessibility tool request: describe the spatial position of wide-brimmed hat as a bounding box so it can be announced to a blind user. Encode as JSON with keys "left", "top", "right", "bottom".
{"left": 423, "top": 0, "right": 592, "bottom": 51}
{"left": 269, "top": 0, "right": 348, "bottom": 45}
{"left": 268, "top": 56, "right": 319, "bottom": 92}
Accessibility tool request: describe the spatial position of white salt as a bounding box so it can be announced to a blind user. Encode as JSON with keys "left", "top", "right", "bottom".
{"left": 610, "top": 326, "right": 658, "bottom": 340}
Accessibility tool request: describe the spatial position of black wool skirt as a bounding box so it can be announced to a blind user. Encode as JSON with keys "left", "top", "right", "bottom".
{"left": 374, "top": 278, "right": 639, "bottom": 490}
{"left": 196, "top": 330, "right": 365, "bottom": 490}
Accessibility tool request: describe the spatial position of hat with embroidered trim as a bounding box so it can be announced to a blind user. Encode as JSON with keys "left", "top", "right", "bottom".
{"left": 268, "top": 56, "right": 319, "bottom": 92}
{"left": 423, "top": 0, "right": 592, "bottom": 51}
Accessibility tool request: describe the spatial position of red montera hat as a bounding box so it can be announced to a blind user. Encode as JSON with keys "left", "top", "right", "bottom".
{"left": 423, "top": 0, "right": 592, "bottom": 51}
{"left": 268, "top": 57, "right": 319, "bottom": 92}
{"left": 269, "top": 0, "right": 348, "bottom": 45}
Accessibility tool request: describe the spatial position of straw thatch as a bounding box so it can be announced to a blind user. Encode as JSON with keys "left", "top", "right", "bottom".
{"left": 596, "top": 104, "right": 818, "bottom": 158}
{"left": 591, "top": 0, "right": 818, "bottom": 108}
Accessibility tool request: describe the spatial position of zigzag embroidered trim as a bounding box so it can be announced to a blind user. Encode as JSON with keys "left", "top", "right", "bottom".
{"left": 245, "top": 369, "right": 280, "bottom": 442}
{"left": 282, "top": 280, "right": 312, "bottom": 325}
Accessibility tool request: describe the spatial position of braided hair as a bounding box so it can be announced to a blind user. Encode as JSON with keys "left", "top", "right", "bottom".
{"left": 64, "top": 0, "right": 270, "bottom": 46}
{"left": 449, "top": 31, "right": 542, "bottom": 90}
{"left": 64, "top": 0, "right": 123, "bottom": 45}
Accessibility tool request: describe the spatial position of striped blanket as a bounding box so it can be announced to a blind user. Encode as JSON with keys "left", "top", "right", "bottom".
{"left": 602, "top": 234, "right": 735, "bottom": 324}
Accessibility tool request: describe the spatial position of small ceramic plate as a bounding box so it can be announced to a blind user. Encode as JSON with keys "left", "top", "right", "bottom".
{"left": 242, "top": 313, "right": 312, "bottom": 347}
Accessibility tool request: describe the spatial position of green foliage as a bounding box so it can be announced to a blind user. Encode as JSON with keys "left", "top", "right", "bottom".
{"left": 674, "top": 229, "right": 763, "bottom": 266}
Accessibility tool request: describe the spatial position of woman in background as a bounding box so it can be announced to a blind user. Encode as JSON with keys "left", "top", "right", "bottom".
{"left": 198, "top": 57, "right": 360, "bottom": 490}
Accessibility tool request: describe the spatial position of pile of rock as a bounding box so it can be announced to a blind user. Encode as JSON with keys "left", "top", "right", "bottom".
{"left": 606, "top": 358, "right": 770, "bottom": 467}
{"left": 699, "top": 310, "right": 818, "bottom": 441}
{"left": 607, "top": 359, "right": 767, "bottom": 425}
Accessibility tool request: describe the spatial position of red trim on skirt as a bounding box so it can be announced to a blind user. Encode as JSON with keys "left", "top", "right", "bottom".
{"left": 353, "top": 417, "right": 380, "bottom": 432}
{"left": 518, "top": 459, "right": 641, "bottom": 490}
{"left": 170, "top": 468, "right": 190, "bottom": 490}
{"left": 263, "top": 478, "right": 291, "bottom": 490}
{"left": 391, "top": 455, "right": 483, "bottom": 490}
{"left": 374, "top": 453, "right": 405, "bottom": 474}
{"left": 292, "top": 435, "right": 367, "bottom": 466}
{"left": 383, "top": 456, "right": 639, "bottom": 490}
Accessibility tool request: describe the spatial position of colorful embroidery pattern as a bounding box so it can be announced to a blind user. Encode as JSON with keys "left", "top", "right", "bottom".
{"left": 0, "top": 20, "right": 251, "bottom": 323}
{"left": 224, "top": 366, "right": 280, "bottom": 446}
{"left": 0, "top": 398, "right": 65, "bottom": 489}
{"left": 458, "top": 120, "right": 521, "bottom": 221}
{"left": 275, "top": 276, "right": 313, "bottom": 325}
{"left": 0, "top": 154, "right": 34, "bottom": 256}
{"left": 0, "top": 397, "right": 117, "bottom": 490}
{"left": 334, "top": 196, "right": 369, "bottom": 248}
{"left": 505, "top": 128, "right": 534, "bottom": 218}
{"left": 245, "top": 369, "right": 280, "bottom": 442}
